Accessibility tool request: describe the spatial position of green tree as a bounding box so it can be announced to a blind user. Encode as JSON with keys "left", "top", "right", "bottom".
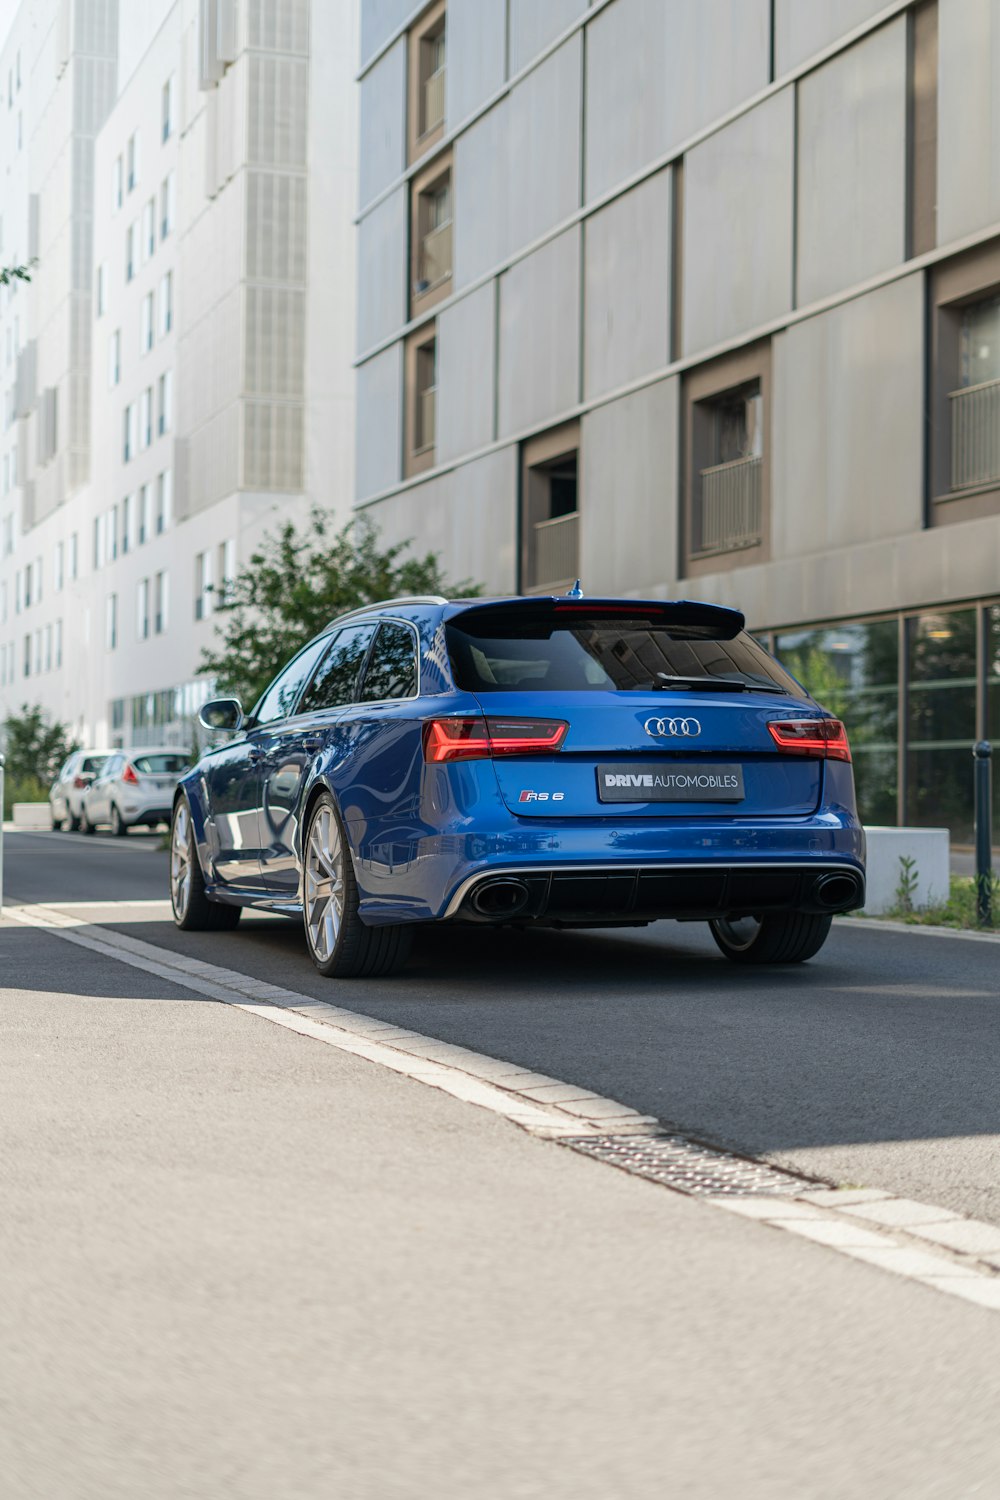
{"left": 200, "top": 509, "right": 480, "bottom": 709}
{"left": 1, "top": 704, "right": 78, "bottom": 814}
{"left": 0, "top": 262, "right": 33, "bottom": 287}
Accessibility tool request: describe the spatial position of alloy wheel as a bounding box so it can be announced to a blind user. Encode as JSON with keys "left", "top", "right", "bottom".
{"left": 711, "top": 915, "right": 763, "bottom": 953}
{"left": 304, "top": 804, "right": 345, "bottom": 964}
{"left": 170, "top": 803, "right": 192, "bottom": 919}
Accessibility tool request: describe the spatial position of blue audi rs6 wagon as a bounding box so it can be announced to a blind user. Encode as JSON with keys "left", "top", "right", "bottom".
{"left": 170, "top": 594, "right": 865, "bottom": 977}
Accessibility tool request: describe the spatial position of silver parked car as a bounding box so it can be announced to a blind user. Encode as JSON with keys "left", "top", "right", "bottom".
{"left": 49, "top": 750, "right": 113, "bottom": 831}
{"left": 82, "top": 747, "right": 192, "bottom": 836}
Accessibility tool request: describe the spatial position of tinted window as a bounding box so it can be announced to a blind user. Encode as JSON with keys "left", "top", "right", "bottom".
{"left": 447, "top": 613, "right": 799, "bottom": 695}
{"left": 58, "top": 756, "right": 76, "bottom": 780}
{"left": 104, "top": 756, "right": 124, "bottom": 778}
{"left": 359, "top": 621, "right": 418, "bottom": 701}
{"left": 133, "top": 754, "right": 189, "bottom": 774}
{"left": 80, "top": 755, "right": 108, "bottom": 774}
{"left": 252, "top": 636, "right": 331, "bottom": 725}
{"left": 298, "top": 623, "right": 377, "bottom": 714}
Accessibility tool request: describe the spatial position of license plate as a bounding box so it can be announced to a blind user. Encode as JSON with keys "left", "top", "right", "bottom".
{"left": 597, "top": 763, "right": 745, "bottom": 802}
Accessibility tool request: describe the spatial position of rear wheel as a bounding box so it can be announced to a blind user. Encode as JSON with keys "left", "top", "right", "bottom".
{"left": 302, "top": 792, "right": 412, "bottom": 978}
{"left": 80, "top": 808, "right": 95, "bottom": 835}
{"left": 67, "top": 813, "right": 81, "bottom": 832}
{"left": 709, "top": 911, "right": 832, "bottom": 965}
{"left": 170, "top": 798, "right": 242, "bottom": 931}
{"left": 110, "top": 803, "right": 129, "bottom": 837}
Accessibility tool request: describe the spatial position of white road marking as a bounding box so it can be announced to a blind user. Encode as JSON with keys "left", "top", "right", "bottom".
{"left": 8, "top": 898, "right": 1000, "bottom": 1313}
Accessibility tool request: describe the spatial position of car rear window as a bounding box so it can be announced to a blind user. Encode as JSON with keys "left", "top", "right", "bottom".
{"left": 446, "top": 613, "right": 800, "bottom": 695}
{"left": 80, "top": 755, "right": 109, "bottom": 774}
{"left": 133, "top": 754, "right": 189, "bottom": 774}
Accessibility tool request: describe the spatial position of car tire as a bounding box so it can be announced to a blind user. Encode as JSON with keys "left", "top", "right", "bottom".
{"left": 110, "top": 803, "right": 129, "bottom": 837}
{"left": 709, "top": 911, "right": 833, "bottom": 965}
{"left": 169, "top": 797, "right": 242, "bottom": 931}
{"left": 302, "top": 791, "right": 412, "bottom": 978}
{"left": 80, "top": 809, "right": 95, "bottom": 835}
{"left": 67, "top": 813, "right": 81, "bottom": 832}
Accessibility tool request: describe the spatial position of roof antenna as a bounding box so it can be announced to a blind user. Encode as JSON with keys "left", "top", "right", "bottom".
{"left": 565, "top": 580, "right": 583, "bottom": 598}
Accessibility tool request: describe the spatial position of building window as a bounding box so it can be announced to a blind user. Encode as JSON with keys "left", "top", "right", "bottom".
{"left": 69, "top": 532, "right": 77, "bottom": 579}
{"left": 123, "top": 402, "right": 136, "bottom": 462}
{"left": 142, "top": 198, "right": 155, "bottom": 260}
{"left": 137, "top": 578, "right": 150, "bottom": 640}
{"left": 217, "top": 538, "right": 236, "bottom": 601}
{"left": 55, "top": 620, "right": 62, "bottom": 668}
{"left": 106, "top": 506, "right": 118, "bottom": 563}
{"left": 160, "top": 173, "right": 175, "bottom": 239}
{"left": 141, "top": 293, "right": 154, "bottom": 353}
{"left": 682, "top": 341, "right": 771, "bottom": 576}
{"left": 156, "top": 469, "right": 171, "bottom": 532}
{"left": 194, "top": 550, "right": 213, "bottom": 619}
{"left": 408, "top": 0, "right": 446, "bottom": 162}
{"left": 106, "top": 593, "right": 118, "bottom": 650}
{"left": 139, "top": 483, "right": 151, "bottom": 544}
{"left": 113, "top": 155, "right": 123, "bottom": 210}
{"left": 109, "top": 329, "right": 121, "bottom": 386}
{"left": 55, "top": 540, "right": 64, "bottom": 591}
{"left": 96, "top": 261, "right": 108, "bottom": 316}
{"left": 154, "top": 570, "right": 168, "bottom": 633}
{"left": 410, "top": 154, "right": 452, "bottom": 314}
{"left": 126, "top": 221, "right": 137, "bottom": 281}
{"left": 162, "top": 74, "right": 175, "bottom": 142}
{"left": 127, "top": 131, "right": 139, "bottom": 192}
{"left": 159, "top": 271, "right": 173, "bottom": 335}
{"left": 930, "top": 242, "right": 1000, "bottom": 525}
{"left": 140, "top": 387, "right": 152, "bottom": 448}
{"left": 520, "top": 422, "right": 580, "bottom": 595}
{"left": 405, "top": 326, "right": 437, "bottom": 477}
{"left": 157, "top": 370, "right": 172, "bottom": 434}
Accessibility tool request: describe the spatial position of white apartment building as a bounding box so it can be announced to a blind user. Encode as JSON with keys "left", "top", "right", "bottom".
{"left": 0, "top": 0, "right": 357, "bottom": 749}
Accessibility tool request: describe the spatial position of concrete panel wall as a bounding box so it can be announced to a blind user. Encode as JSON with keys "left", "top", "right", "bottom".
{"left": 356, "top": 343, "right": 402, "bottom": 500}
{"left": 796, "top": 20, "right": 907, "bottom": 306}
{"left": 774, "top": 0, "right": 891, "bottom": 76}
{"left": 580, "top": 378, "right": 679, "bottom": 594}
{"left": 583, "top": 168, "right": 671, "bottom": 400}
{"left": 446, "top": 0, "right": 506, "bottom": 126}
{"left": 360, "top": 0, "right": 413, "bottom": 72}
{"left": 437, "top": 282, "right": 495, "bottom": 462}
{"left": 683, "top": 88, "right": 794, "bottom": 355}
{"left": 584, "top": 0, "right": 769, "bottom": 203}
{"left": 506, "top": 34, "right": 582, "bottom": 256}
{"left": 497, "top": 227, "right": 580, "bottom": 437}
{"left": 772, "top": 274, "right": 924, "bottom": 560}
{"left": 363, "top": 446, "right": 518, "bottom": 592}
{"left": 358, "top": 37, "right": 406, "bottom": 210}
{"left": 938, "top": 0, "right": 1000, "bottom": 243}
{"left": 454, "top": 99, "right": 509, "bottom": 288}
{"left": 356, "top": 186, "right": 407, "bottom": 353}
{"left": 509, "top": 0, "right": 584, "bottom": 76}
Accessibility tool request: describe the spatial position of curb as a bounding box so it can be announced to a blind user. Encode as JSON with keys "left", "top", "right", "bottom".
{"left": 837, "top": 915, "right": 1000, "bottom": 944}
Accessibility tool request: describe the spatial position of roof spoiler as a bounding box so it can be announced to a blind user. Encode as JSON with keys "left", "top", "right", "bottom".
{"left": 447, "top": 596, "right": 746, "bottom": 641}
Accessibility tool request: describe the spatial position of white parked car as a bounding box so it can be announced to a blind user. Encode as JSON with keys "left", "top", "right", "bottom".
{"left": 49, "top": 750, "right": 113, "bottom": 831}
{"left": 82, "top": 747, "right": 192, "bottom": 836}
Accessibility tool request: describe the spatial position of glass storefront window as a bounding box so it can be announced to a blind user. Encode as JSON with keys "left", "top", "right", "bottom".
{"left": 774, "top": 620, "right": 898, "bottom": 825}
{"left": 906, "top": 609, "right": 978, "bottom": 842}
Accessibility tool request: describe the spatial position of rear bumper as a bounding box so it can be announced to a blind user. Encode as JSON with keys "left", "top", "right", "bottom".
{"left": 446, "top": 860, "right": 865, "bottom": 925}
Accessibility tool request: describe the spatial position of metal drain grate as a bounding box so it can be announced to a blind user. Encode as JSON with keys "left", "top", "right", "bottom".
{"left": 563, "top": 1133, "right": 816, "bottom": 1197}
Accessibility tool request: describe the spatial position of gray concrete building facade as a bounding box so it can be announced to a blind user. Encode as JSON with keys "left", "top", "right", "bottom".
{"left": 354, "top": 0, "right": 1000, "bottom": 844}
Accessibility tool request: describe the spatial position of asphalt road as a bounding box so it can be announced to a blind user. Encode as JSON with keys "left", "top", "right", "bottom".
{"left": 7, "top": 828, "right": 1000, "bottom": 1223}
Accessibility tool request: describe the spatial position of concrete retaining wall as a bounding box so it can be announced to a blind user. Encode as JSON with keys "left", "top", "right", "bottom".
{"left": 863, "top": 826, "right": 950, "bottom": 914}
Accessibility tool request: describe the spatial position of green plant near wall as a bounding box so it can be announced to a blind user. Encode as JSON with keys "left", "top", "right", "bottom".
{"left": 894, "top": 854, "right": 919, "bottom": 914}
{"left": 1, "top": 704, "right": 78, "bottom": 816}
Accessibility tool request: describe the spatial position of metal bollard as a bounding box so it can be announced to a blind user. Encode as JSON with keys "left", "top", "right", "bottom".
{"left": 973, "top": 741, "right": 993, "bottom": 927}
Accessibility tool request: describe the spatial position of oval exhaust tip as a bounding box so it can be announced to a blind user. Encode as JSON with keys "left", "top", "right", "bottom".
{"left": 815, "top": 873, "right": 861, "bottom": 910}
{"left": 471, "top": 879, "right": 530, "bottom": 917}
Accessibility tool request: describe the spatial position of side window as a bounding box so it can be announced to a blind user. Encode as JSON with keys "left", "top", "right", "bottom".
{"left": 104, "top": 756, "right": 123, "bottom": 778}
{"left": 252, "top": 635, "right": 331, "bottom": 726}
{"left": 359, "top": 621, "right": 419, "bottom": 701}
{"left": 297, "top": 623, "right": 377, "bottom": 714}
{"left": 59, "top": 755, "right": 76, "bottom": 780}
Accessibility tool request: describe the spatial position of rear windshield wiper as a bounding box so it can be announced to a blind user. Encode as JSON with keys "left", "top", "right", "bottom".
{"left": 648, "top": 673, "right": 787, "bottom": 694}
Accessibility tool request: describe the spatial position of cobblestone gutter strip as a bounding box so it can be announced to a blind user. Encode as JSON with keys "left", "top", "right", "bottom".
{"left": 8, "top": 900, "right": 1000, "bottom": 1313}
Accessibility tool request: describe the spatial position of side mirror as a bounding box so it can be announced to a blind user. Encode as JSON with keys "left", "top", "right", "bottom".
{"left": 199, "top": 697, "right": 244, "bottom": 733}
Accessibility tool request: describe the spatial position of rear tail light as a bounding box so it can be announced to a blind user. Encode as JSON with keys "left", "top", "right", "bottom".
{"left": 73, "top": 775, "right": 88, "bottom": 789}
{"left": 122, "top": 762, "right": 140, "bottom": 785}
{"left": 767, "top": 718, "right": 852, "bottom": 762}
{"left": 423, "top": 717, "right": 568, "bottom": 763}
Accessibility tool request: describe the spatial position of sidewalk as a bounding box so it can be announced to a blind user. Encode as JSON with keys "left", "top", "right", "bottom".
{"left": 4, "top": 913, "right": 1000, "bottom": 1497}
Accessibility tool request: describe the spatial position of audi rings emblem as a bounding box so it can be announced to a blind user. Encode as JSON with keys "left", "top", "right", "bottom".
{"left": 643, "top": 716, "right": 702, "bottom": 738}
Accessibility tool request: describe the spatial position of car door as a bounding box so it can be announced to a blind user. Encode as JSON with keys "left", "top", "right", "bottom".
{"left": 257, "top": 622, "right": 377, "bottom": 896}
{"left": 201, "top": 635, "right": 330, "bottom": 889}
{"left": 88, "top": 755, "right": 121, "bottom": 824}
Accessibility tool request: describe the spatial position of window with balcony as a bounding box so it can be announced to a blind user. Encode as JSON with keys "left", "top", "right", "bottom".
{"left": 408, "top": 1, "right": 446, "bottom": 162}
{"left": 520, "top": 423, "right": 580, "bottom": 595}
{"left": 405, "top": 326, "right": 437, "bottom": 477}
{"left": 411, "top": 154, "right": 453, "bottom": 314}
{"left": 930, "top": 242, "right": 1000, "bottom": 525}
{"left": 682, "top": 341, "right": 771, "bottom": 576}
